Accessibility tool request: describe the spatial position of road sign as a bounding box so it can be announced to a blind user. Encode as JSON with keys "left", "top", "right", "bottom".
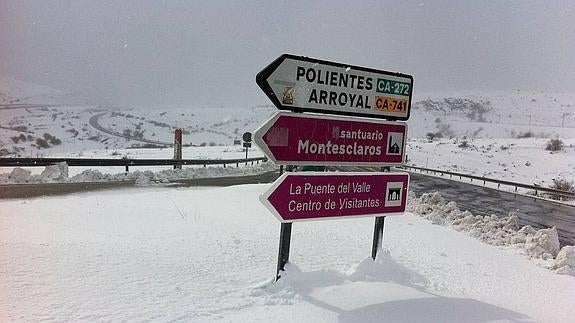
{"left": 243, "top": 132, "right": 252, "bottom": 142}
{"left": 254, "top": 112, "right": 407, "bottom": 166}
{"left": 256, "top": 54, "right": 413, "bottom": 120}
{"left": 243, "top": 142, "right": 252, "bottom": 148}
{"left": 261, "top": 172, "right": 409, "bottom": 222}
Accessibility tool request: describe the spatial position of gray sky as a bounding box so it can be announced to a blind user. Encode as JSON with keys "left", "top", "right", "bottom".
{"left": 1, "top": 0, "right": 574, "bottom": 109}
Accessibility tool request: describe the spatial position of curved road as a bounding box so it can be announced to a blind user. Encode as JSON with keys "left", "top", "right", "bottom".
{"left": 89, "top": 112, "right": 173, "bottom": 146}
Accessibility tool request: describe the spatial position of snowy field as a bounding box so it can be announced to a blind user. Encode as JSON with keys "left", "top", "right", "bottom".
{"left": 1, "top": 184, "right": 574, "bottom": 322}
{"left": 405, "top": 137, "right": 575, "bottom": 197}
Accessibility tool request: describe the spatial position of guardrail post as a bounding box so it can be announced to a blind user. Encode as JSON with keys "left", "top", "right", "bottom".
{"left": 236, "top": 162, "right": 239, "bottom": 168}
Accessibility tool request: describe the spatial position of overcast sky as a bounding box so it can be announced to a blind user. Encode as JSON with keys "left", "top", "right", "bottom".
{"left": 1, "top": 0, "right": 574, "bottom": 109}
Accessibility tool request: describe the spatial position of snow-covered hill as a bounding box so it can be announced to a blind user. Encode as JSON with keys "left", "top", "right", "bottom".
{"left": 0, "top": 77, "right": 86, "bottom": 106}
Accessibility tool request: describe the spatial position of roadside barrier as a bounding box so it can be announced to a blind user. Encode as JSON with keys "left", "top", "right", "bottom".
{"left": 0, "top": 157, "right": 268, "bottom": 172}
{"left": 399, "top": 165, "right": 575, "bottom": 200}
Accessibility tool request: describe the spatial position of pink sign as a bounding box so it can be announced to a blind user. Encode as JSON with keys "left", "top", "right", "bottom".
{"left": 254, "top": 112, "right": 407, "bottom": 166}
{"left": 260, "top": 172, "right": 409, "bottom": 222}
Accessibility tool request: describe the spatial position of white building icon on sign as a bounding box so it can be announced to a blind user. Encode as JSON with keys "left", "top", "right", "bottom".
{"left": 384, "top": 182, "right": 404, "bottom": 207}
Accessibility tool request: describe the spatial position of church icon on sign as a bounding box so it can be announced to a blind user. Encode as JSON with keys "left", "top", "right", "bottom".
{"left": 387, "top": 132, "right": 403, "bottom": 155}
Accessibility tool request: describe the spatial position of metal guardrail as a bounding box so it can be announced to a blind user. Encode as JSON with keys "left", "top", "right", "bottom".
{"left": 0, "top": 156, "right": 268, "bottom": 171}
{"left": 399, "top": 165, "right": 575, "bottom": 199}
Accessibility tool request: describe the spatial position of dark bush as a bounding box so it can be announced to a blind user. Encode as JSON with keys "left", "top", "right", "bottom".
{"left": 545, "top": 139, "right": 564, "bottom": 151}
{"left": 517, "top": 131, "right": 534, "bottom": 138}
{"left": 36, "top": 138, "right": 50, "bottom": 149}
{"left": 546, "top": 178, "right": 575, "bottom": 201}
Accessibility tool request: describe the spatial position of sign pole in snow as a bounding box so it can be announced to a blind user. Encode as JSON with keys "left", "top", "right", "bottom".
{"left": 276, "top": 222, "right": 292, "bottom": 281}
{"left": 371, "top": 216, "right": 385, "bottom": 260}
{"left": 173, "top": 128, "right": 182, "bottom": 170}
{"left": 243, "top": 132, "right": 252, "bottom": 166}
{"left": 275, "top": 164, "right": 292, "bottom": 281}
{"left": 372, "top": 167, "right": 390, "bottom": 260}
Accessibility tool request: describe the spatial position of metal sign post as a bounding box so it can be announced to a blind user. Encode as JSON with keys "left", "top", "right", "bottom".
{"left": 243, "top": 132, "right": 252, "bottom": 165}
{"left": 371, "top": 216, "right": 385, "bottom": 260}
{"left": 275, "top": 164, "right": 292, "bottom": 281}
{"left": 173, "top": 128, "right": 182, "bottom": 170}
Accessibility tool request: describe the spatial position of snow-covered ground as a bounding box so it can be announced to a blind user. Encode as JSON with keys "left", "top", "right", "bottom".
{"left": 1, "top": 184, "right": 574, "bottom": 322}
{"left": 2, "top": 79, "right": 575, "bottom": 322}
{"left": 406, "top": 137, "right": 575, "bottom": 186}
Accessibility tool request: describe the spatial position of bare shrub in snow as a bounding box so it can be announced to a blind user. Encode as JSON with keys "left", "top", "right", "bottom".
{"left": 458, "top": 140, "right": 469, "bottom": 148}
{"left": 35, "top": 138, "right": 50, "bottom": 149}
{"left": 43, "top": 133, "right": 62, "bottom": 145}
{"left": 426, "top": 132, "right": 442, "bottom": 142}
{"left": 517, "top": 131, "right": 534, "bottom": 138}
{"left": 545, "top": 138, "right": 564, "bottom": 151}
{"left": 546, "top": 178, "right": 575, "bottom": 201}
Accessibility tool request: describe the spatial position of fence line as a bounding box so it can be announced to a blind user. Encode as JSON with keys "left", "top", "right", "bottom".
{"left": 399, "top": 165, "right": 575, "bottom": 199}
{"left": 0, "top": 156, "right": 268, "bottom": 171}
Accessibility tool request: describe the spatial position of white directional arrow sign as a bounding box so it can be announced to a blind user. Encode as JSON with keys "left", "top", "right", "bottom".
{"left": 256, "top": 54, "right": 414, "bottom": 120}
